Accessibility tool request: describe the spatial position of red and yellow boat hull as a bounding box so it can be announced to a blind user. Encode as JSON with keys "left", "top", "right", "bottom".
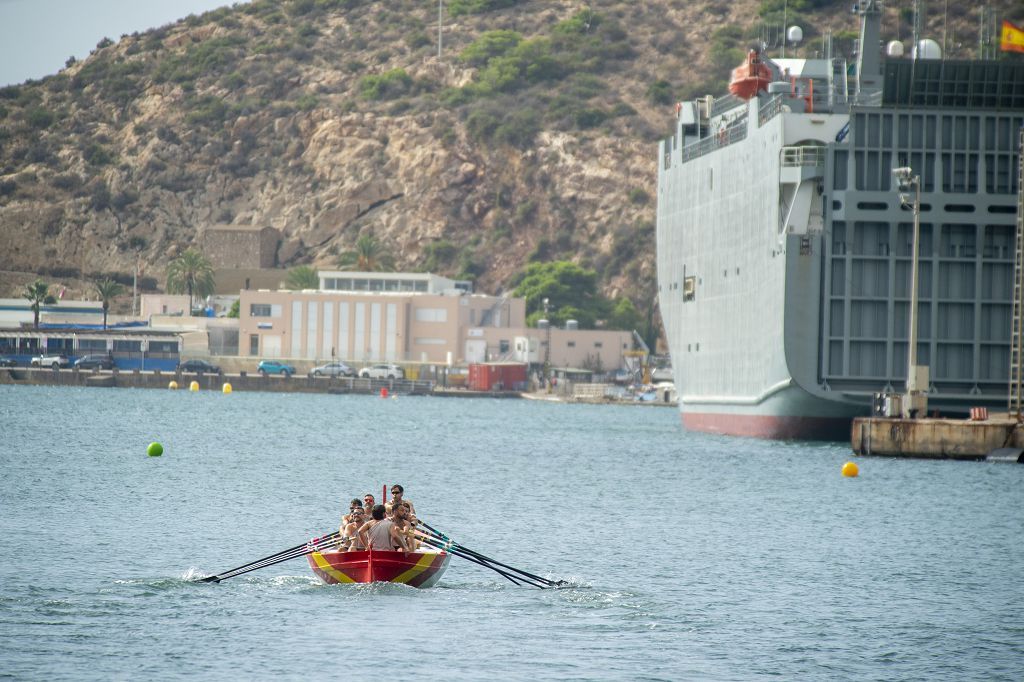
{"left": 307, "top": 548, "right": 449, "bottom": 588}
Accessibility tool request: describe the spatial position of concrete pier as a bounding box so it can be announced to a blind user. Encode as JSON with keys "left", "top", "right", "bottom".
{"left": 851, "top": 415, "right": 1024, "bottom": 460}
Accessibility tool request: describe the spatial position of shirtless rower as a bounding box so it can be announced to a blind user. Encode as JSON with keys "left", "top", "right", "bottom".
{"left": 342, "top": 498, "right": 363, "bottom": 526}
{"left": 341, "top": 506, "right": 367, "bottom": 551}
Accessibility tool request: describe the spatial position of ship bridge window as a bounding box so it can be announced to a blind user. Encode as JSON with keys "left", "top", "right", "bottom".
{"left": 857, "top": 202, "right": 888, "bottom": 211}
{"left": 945, "top": 205, "right": 975, "bottom": 213}
{"left": 989, "top": 205, "right": 1015, "bottom": 214}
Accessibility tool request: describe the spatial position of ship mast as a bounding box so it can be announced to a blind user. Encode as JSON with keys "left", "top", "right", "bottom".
{"left": 855, "top": 0, "right": 883, "bottom": 97}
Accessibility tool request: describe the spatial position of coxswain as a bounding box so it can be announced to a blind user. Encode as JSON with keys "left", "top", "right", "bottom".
{"left": 386, "top": 484, "right": 415, "bottom": 517}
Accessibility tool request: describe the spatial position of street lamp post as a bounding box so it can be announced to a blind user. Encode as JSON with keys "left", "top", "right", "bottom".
{"left": 893, "top": 166, "right": 928, "bottom": 418}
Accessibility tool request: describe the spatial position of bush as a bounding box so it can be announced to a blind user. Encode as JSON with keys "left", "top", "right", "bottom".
{"left": 185, "top": 95, "right": 229, "bottom": 126}
{"left": 628, "top": 188, "right": 650, "bottom": 205}
{"left": 359, "top": 69, "right": 412, "bottom": 100}
{"left": 83, "top": 143, "right": 114, "bottom": 166}
{"left": 448, "top": 0, "right": 523, "bottom": 17}
{"left": 295, "top": 93, "right": 318, "bottom": 111}
{"left": 647, "top": 79, "right": 674, "bottom": 106}
{"left": 52, "top": 173, "right": 81, "bottom": 191}
{"left": 0, "top": 179, "right": 16, "bottom": 197}
{"left": 459, "top": 30, "right": 522, "bottom": 67}
{"left": 26, "top": 107, "right": 55, "bottom": 130}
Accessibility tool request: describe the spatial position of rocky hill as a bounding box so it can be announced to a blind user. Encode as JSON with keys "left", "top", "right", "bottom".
{"left": 0, "top": 0, "right": 1019, "bottom": 319}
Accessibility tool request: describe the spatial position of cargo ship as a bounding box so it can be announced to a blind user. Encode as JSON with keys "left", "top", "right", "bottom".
{"left": 656, "top": 0, "right": 1024, "bottom": 439}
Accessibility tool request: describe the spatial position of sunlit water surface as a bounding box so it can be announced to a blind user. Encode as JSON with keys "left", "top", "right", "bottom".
{"left": 1, "top": 385, "right": 1021, "bottom": 680}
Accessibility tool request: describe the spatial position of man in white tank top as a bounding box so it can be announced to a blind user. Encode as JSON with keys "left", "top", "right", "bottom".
{"left": 359, "top": 504, "right": 410, "bottom": 551}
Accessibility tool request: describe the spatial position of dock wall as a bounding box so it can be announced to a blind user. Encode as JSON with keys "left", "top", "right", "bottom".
{"left": 852, "top": 417, "right": 1024, "bottom": 459}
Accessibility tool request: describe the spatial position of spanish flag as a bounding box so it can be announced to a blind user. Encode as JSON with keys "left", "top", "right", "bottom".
{"left": 1002, "top": 20, "right": 1024, "bottom": 54}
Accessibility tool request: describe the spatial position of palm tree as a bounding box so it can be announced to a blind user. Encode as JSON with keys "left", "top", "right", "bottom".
{"left": 93, "top": 278, "right": 124, "bottom": 330}
{"left": 166, "top": 248, "right": 215, "bottom": 314}
{"left": 22, "top": 279, "right": 56, "bottom": 330}
{"left": 285, "top": 265, "right": 319, "bottom": 290}
{"left": 337, "top": 232, "right": 395, "bottom": 272}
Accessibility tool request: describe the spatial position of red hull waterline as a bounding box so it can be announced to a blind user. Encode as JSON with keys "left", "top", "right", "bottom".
{"left": 307, "top": 548, "right": 450, "bottom": 588}
{"left": 682, "top": 412, "right": 854, "bottom": 441}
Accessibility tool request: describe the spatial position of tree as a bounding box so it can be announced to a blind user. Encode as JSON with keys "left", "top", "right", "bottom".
{"left": 23, "top": 279, "right": 56, "bottom": 330}
{"left": 607, "top": 296, "right": 642, "bottom": 332}
{"left": 227, "top": 299, "right": 240, "bottom": 318}
{"left": 93, "top": 278, "right": 124, "bottom": 330}
{"left": 166, "top": 248, "right": 215, "bottom": 314}
{"left": 337, "top": 232, "right": 395, "bottom": 272}
{"left": 285, "top": 265, "right": 319, "bottom": 290}
{"left": 512, "top": 260, "right": 599, "bottom": 326}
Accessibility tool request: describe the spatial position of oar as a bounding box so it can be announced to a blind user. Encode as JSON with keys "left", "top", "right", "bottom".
{"left": 199, "top": 531, "right": 342, "bottom": 583}
{"left": 414, "top": 532, "right": 545, "bottom": 588}
{"left": 210, "top": 534, "right": 347, "bottom": 582}
{"left": 420, "top": 521, "right": 565, "bottom": 587}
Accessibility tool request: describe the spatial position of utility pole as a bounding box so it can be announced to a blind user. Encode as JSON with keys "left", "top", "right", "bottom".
{"left": 437, "top": 0, "right": 443, "bottom": 60}
{"left": 893, "top": 166, "right": 928, "bottom": 418}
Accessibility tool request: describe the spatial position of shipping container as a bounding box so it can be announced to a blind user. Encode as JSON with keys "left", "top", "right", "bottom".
{"left": 468, "top": 362, "right": 528, "bottom": 391}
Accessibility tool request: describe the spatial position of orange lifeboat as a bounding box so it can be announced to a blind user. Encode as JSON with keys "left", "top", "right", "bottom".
{"left": 728, "top": 49, "right": 772, "bottom": 100}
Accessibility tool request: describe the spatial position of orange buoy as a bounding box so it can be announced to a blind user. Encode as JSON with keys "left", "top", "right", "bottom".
{"left": 380, "top": 387, "right": 388, "bottom": 398}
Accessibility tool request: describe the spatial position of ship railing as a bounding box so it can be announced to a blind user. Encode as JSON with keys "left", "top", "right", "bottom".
{"left": 681, "top": 112, "right": 748, "bottom": 163}
{"left": 758, "top": 95, "right": 784, "bottom": 125}
{"left": 709, "top": 93, "right": 745, "bottom": 117}
{"left": 780, "top": 145, "right": 825, "bottom": 168}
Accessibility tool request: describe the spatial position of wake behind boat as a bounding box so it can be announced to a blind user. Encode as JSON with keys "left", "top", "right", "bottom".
{"left": 307, "top": 546, "right": 449, "bottom": 588}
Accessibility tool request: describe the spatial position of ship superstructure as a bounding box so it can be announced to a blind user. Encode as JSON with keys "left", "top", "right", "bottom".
{"left": 656, "top": 0, "right": 1024, "bottom": 438}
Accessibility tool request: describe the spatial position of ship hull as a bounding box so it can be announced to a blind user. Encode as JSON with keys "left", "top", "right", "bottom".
{"left": 656, "top": 30, "right": 1021, "bottom": 440}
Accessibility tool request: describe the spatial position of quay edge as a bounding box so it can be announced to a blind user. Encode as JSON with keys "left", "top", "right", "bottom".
{"left": 851, "top": 416, "right": 1024, "bottom": 460}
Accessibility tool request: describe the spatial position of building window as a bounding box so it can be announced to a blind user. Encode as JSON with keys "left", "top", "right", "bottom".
{"left": 149, "top": 341, "right": 177, "bottom": 353}
{"left": 414, "top": 308, "right": 448, "bottom": 322}
{"left": 499, "top": 340, "right": 510, "bottom": 353}
{"left": 249, "top": 334, "right": 259, "bottom": 355}
{"left": 567, "top": 341, "right": 576, "bottom": 347}
{"left": 250, "top": 303, "right": 272, "bottom": 317}
{"left": 594, "top": 342, "right": 603, "bottom": 348}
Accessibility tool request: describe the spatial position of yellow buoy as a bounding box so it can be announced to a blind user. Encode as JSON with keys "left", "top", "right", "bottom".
{"left": 222, "top": 382, "right": 232, "bottom": 394}
{"left": 841, "top": 461, "right": 859, "bottom": 477}
{"left": 189, "top": 380, "right": 200, "bottom": 392}
{"left": 168, "top": 380, "right": 178, "bottom": 390}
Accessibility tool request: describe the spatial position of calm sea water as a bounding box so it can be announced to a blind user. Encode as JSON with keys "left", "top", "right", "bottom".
{"left": 0, "top": 384, "right": 1021, "bottom": 680}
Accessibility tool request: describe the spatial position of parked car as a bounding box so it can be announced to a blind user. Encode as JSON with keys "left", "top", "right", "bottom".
{"left": 358, "top": 363, "right": 404, "bottom": 380}
{"left": 0, "top": 355, "right": 17, "bottom": 368}
{"left": 74, "top": 354, "right": 114, "bottom": 370}
{"left": 257, "top": 360, "right": 296, "bottom": 377}
{"left": 310, "top": 361, "right": 355, "bottom": 377}
{"left": 177, "top": 359, "right": 221, "bottom": 374}
{"left": 30, "top": 353, "right": 69, "bottom": 369}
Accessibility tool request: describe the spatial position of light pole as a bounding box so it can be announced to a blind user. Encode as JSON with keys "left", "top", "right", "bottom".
{"left": 893, "top": 166, "right": 928, "bottom": 418}
{"left": 437, "top": 0, "right": 443, "bottom": 60}
{"left": 542, "top": 297, "right": 551, "bottom": 386}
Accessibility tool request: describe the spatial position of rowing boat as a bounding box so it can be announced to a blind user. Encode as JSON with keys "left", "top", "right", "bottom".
{"left": 307, "top": 546, "right": 449, "bottom": 587}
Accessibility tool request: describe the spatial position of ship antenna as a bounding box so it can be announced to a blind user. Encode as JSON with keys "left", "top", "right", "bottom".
{"left": 912, "top": 0, "right": 922, "bottom": 61}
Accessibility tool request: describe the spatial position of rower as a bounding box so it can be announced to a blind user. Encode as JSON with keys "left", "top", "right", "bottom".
{"left": 341, "top": 507, "right": 366, "bottom": 551}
